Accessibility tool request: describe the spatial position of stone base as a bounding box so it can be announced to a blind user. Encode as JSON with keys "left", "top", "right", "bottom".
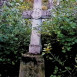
{"left": 19, "top": 53, "right": 45, "bottom": 77}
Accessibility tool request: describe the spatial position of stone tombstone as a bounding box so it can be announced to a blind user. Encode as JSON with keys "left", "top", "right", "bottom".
{"left": 29, "top": 0, "right": 42, "bottom": 54}
{"left": 22, "top": 0, "right": 54, "bottom": 54}
{"left": 19, "top": 0, "right": 54, "bottom": 77}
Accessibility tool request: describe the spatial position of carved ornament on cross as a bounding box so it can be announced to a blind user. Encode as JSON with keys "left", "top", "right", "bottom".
{"left": 23, "top": 0, "right": 54, "bottom": 19}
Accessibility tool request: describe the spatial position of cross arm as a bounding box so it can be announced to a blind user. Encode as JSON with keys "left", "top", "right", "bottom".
{"left": 22, "top": 10, "right": 52, "bottom": 19}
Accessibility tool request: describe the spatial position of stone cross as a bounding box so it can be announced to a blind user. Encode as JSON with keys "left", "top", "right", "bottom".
{"left": 23, "top": 0, "right": 53, "bottom": 54}
{"left": 29, "top": 0, "right": 42, "bottom": 54}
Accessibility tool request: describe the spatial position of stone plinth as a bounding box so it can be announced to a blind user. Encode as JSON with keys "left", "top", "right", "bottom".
{"left": 19, "top": 53, "right": 45, "bottom": 77}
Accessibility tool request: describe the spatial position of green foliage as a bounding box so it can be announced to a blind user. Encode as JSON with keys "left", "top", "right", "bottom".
{"left": 42, "top": 0, "right": 77, "bottom": 53}
{"left": 9, "top": 0, "right": 33, "bottom": 11}
{"left": 0, "top": 3, "right": 31, "bottom": 65}
{"left": 50, "top": 66, "right": 61, "bottom": 77}
{"left": 41, "top": 0, "right": 77, "bottom": 77}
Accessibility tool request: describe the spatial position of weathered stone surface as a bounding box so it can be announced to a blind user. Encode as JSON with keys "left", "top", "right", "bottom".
{"left": 19, "top": 1, "right": 54, "bottom": 77}
{"left": 22, "top": 0, "right": 53, "bottom": 54}
{"left": 19, "top": 53, "right": 45, "bottom": 77}
{"left": 22, "top": 10, "right": 52, "bottom": 19}
{"left": 28, "top": 0, "right": 42, "bottom": 54}
{"left": 29, "top": 45, "right": 42, "bottom": 54}
{"left": 29, "top": 19, "right": 42, "bottom": 54}
{"left": 22, "top": 0, "right": 53, "bottom": 19}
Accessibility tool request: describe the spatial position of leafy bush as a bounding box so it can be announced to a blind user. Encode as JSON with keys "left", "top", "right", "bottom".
{"left": 42, "top": 0, "right": 77, "bottom": 53}
{"left": 42, "top": 0, "right": 77, "bottom": 77}
{"left": 0, "top": 3, "right": 31, "bottom": 65}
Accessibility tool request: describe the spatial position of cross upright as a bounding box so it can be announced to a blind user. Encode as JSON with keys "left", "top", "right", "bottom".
{"left": 23, "top": 0, "right": 53, "bottom": 54}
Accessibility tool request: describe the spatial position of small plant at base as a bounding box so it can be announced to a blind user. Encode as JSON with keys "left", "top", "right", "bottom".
{"left": 42, "top": 43, "right": 52, "bottom": 56}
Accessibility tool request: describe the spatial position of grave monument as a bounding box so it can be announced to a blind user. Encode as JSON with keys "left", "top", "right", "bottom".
{"left": 19, "top": 0, "right": 54, "bottom": 77}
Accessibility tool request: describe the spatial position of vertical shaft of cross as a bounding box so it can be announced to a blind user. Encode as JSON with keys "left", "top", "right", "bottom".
{"left": 29, "top": 0, "right": 42, "bottom": 54}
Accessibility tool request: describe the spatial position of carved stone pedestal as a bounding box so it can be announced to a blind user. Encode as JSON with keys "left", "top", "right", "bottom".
{"left": 19, "top": 53, "right": 45, "bottom": 77}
